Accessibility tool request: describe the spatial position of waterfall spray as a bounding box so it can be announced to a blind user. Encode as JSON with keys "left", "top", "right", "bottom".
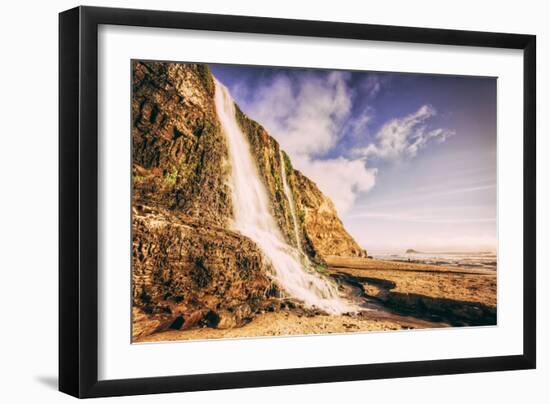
{"left": 214, "top": 79, "right": 356, "bottom": 314}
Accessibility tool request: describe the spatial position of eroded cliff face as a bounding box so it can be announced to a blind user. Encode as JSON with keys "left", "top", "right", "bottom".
{"left": 132, "top": 61, "right": 366, "bottom": 339}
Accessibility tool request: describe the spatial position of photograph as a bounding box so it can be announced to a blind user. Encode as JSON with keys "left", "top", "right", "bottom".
{"left": 0, "top": 1, "right": 540, "bottom": 401}
{"left": 131, "top": 60, "right": 497, "bottom": 343}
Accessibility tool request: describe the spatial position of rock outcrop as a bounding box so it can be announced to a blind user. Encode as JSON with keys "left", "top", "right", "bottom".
{"left": 131, "top": 61, "right": 367, "bottom": 339}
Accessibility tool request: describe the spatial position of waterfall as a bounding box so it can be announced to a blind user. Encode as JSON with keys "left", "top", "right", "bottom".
{"left": 279, "top": 150, "right": 304, "bottom": 256}
{"left": 214, "top": 79, "right": 355, "bottom": 314}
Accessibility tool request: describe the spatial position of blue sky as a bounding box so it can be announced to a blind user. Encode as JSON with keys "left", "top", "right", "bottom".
{"left": 210, "top": 64, "right": 497, "bottom": 253}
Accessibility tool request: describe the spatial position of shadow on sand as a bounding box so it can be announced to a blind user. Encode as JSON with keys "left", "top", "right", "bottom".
{"left": 332, "top": 272, "right": 497, "bottom": 327}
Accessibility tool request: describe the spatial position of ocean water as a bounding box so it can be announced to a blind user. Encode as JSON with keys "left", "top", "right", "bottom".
{"left": 372, "top": 251, "right": 497, "bottom": 271}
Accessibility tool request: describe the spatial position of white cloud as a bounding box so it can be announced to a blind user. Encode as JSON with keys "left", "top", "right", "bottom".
{"left": 346, "top": 108, "right": 373, "bottom": 139}
{"left": 294, "top": 156, "right": 377, "bottom": 214}
{"left": 355, "top": 105, "right": 454, "bottom": 160}
{"left": 360, "top": 75, "right": 384, "bottom": 98}
{"left": 244, "top": 71, "right": 351, "bottom": 157}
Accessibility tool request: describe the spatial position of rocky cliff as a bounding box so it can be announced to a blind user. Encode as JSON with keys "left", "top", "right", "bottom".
{"left": 131, "top": 61, "right": 366, "bottom": 339}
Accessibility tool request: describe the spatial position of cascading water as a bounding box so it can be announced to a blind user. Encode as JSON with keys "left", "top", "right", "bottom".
{"left": 279, "top": 150, "right": 305, "bottom": 256}
{"left": 214, "top": 79, "right": 356, "bottom": 314}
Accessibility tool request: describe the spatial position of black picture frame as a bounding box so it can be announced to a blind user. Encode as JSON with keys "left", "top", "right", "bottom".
{"left": 59, "top": 5, "right": 536, "bottom": 398}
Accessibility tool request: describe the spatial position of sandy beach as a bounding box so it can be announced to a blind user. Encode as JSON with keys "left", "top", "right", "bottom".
{"left": 134, "top": 257, "right": 496, "bottom": 343}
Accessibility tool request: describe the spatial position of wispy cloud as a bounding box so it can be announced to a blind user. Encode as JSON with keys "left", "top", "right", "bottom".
{"left": 355, "top": 183, "right": 496, "bottom": 211}
{"left": 361, "top": 75, "right": 383, "bottom": 98}
{"left": 347, "top": 211, "right": 496, "bottom": 224}
{"left": 344, "top": 107, "right": 374, "bottom": 139}
{"left": 359, "top": 74, "right": 391, "bottom": 99}
{"left": 354, "top": 105, "right": 454, "bottom": 161}
{"left": 364, "top": 234, "right": 497, "bottom": 253}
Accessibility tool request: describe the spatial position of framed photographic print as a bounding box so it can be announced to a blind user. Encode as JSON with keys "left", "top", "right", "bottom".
{"left": 59, "top": 6, "right": 536, "bottom": 398}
